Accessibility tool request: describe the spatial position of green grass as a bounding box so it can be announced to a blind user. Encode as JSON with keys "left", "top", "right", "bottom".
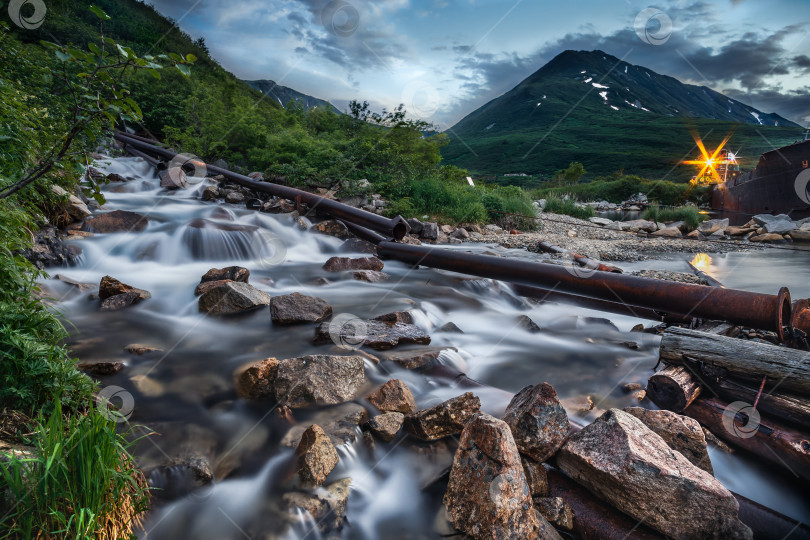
{"left": 531, "top": 174, "right": 711, "bottom": 207}
{"left": 542, "top": 196, "right": 596, "bottom": 220}
{"left": 643, "top": 205, "right": 705, "bottom": 229}
{"left": 0, "top": 404, "right": 149, "bottom": 539}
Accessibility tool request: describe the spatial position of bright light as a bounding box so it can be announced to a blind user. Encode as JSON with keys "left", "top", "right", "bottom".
{"left": 690, "top": 253, "right": 712, "bottom": 272}
{"left": 683, "top": 132, "right": 734, "bottom": 186}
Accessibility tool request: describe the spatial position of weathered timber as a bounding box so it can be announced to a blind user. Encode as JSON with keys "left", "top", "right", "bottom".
{"left": 684, "top": 396, "right": 810, "bottom": 481}
{"left": 708, "top": 378, "right": 810, "bottom": 431}
{"left": 646, "top": 365, "right": 703, "bottom": 413}
{"left": 537, "top": 241, "right": 623, "bottom": 273}
{"left": 687, "top": 260, "right": 725, "bottom": 288}
{"left": 660, "top": 327, "right": 810, "bottom": 396}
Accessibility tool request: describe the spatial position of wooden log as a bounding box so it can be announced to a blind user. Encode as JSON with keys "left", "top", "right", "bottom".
{"left": 684, "top": 396, "right": 810, "bottom": 481}
{"left": 646, "top": 365, "right": 702, "bottom": 413}
{"left": 709, "top": 377, "right": 810, "bottom": 431}
{"left": 660, "top": 327, "right": 810, "bottom": 396}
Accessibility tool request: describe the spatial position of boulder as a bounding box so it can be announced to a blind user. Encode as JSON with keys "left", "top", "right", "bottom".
{"left": 377, "top": 346, "right": 453, "bottom": 370}
{"left": 322, "top": 256, "right": 384, "bottom": 272}
{"left": 443, "top": 413, "right": 558, "bottom": 539}
{"left": 749, "top": 233, "right": 786, "bottom": 243}
{"left": 234, "top": 357, "right": 279, "bottom": 401}
{"left": 534, "top": 497, "right": 574, "bottom": 531}
{"left": 82, "top": 210, "right": 148, "bottom": 233}
{"left": 652, "top": 227, "right": 682, "bottom": 238}
{"left": 450, "top": 228, "right": 470, "bottom": 240}
{"left": 283, "top": 478, "right": 351, "bottom": 534}
{"left": 198, "top": 281, "right": 271, "bottom": 315}
{"left": 788, "top": 229, "right": 810, "bottom": 242}
{"left": 51, "top": 185, "right": 90, "bottom": 221}
{"left": 158, "top": 168, "right": 188, "bottom": 189}
{"left": 274, "top": 355, "right": 365, "bottom": 408}
{"left": 99, "top": 291, "right": 147, "bottom": 311}
{"left": 281, "top": 403, "right": 368, "bottom": 447}
{"left": 437, "top": 322, "right": 464, "bottom": 334}
{"left": 515, "top": 315, "right": 542, "bottom": 333}
{"left": 373, "top": 311, "right": 415, "bottom": 324}
{"left": 194, "top": 279, "right": 233, "bottom": 296}
{"left": 588, "top": 217, "right": 613, "bottom": 226}
{"left": 502, "top": 383, "right": 569, "bottom": 462}
{"left": 556, "top": 409, "right": 752, "bottom": 540}
{"left": 726, "top": 226, "right": 757, "bottom": 236}
{"left": 406, "top": 218, "right": 423, "bottom": 235}
{"left": 295, "top": 424, "right": 339, "bottom": 488}
{"left": 310, "top": 220, "right": 350, "bottom": 240}
{"left": 404, "top": 392, "right": 481, "bottom": 441}
{"left": 314, "top": 319, "right": 430, "bottom": 350}
{"left": 270, "top": 293, "right": 332, "bottom": 325}
{"left": 225, "top": 192, "right": 245, "bottom": 204}
{"left": 623, "top": 407, "right": 713, "bottom": 474}
{"left": 762, "top": 220, "right": 797, "bottom": 234}
{"left": 99, "top": 276, "right": 151, "bottom": 301}
{"left": 522, "top": 456, "right": 549, "bottom": 496}
{"left": 352, "top": 270, "right": 389, "bottom": 282}
{"left": 340, "top": 238, "right": 378, "bottom": 255}
{"left": 367, "top": 379, "right": 417, "bottom": 414}
{"left": 124, "top": 343, "right": 162, "bottom": 355}
{"left": 76, "top": 360, "right": 125, "bottom": 376}
{"left": 55, "top": 274, "right": 94, "bottom": 290}
{"left": 420, "top": 222, "right": 439, "bottom": 240}
{"left": 201, "top": 186, "right": 219, "bottom": 201}
{"left": 623, "top": 219, "right": 657, "bottom": 233}
{"left": 752, "top": 213, "right": 791, "bottom": 227}
{"left": 367, "top": 412, "right": 405, "bottom": 442}
{"left": 698, "top": 218, "right": 729, "bottom": 235}
{"left": 484, "top": 224, "right": 503, "bottom": 234}
{"left": 200, "top": 266, "right": 249, "bottom": 283}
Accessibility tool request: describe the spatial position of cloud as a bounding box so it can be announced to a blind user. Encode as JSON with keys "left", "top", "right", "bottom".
{"left": 435, "top": 12, "right": 809, "bottom": 126}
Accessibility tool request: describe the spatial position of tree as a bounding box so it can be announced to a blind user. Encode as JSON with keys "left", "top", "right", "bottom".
{"left": 563, "top": 161, "right": 586, "bottom": 185}
{"left": 0, "top": 5, "right": 194, "bottom": 201}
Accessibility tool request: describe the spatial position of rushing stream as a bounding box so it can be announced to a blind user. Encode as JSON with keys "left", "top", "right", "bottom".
{"left": 41, "top": 156, "right": 809, "bottom": 538}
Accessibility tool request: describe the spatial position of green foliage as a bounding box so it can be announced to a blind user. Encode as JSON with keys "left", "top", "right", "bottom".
{"left": 643, "top": 205, "right": 705, "bottom": 229}
{"left": 481, "top": 185, "right": 537, "bottom": 230}
{"left": 533, "top": 174, "right": 709, "bottom": 206}
{"left": 0, "top": 403, "right": 150, "bottom": 539}
{"left": 553, "top": 161, "right": 586, "bottom": 186}
{"left": 543, "top": 196, "right": 596, "bottom": 220}
{"left": 0, "top": 202, "right": 95, "bottom": 414}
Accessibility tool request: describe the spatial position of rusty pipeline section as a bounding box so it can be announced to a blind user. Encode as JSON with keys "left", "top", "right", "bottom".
{"left": 376, "top": 242, "right": 793, "bottom": 339}
{"left": 791, "top": 299, "right": 810, "bottom": 337}
{"left": 114, "top": 132, "right": 410, "bottom": 241}
{"left": 537, "top": 241, "right": 623, "bottom": 273}
{"left": 511, "top": 283, "right": 693, "bottom": 323}
{"left": 122, "top": 146, "right": 166, "bottom": 170}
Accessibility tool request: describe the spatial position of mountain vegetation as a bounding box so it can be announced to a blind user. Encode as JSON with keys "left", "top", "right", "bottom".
{"left": 442, "top": 50, "right": 804, "bottom": 180}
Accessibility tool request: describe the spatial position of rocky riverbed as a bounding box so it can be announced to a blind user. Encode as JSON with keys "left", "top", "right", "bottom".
{"left": 17, "top": 154, "right": 809, "bottom": 539}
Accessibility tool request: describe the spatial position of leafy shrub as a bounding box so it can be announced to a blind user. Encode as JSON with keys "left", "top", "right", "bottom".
{"left": 643, "top": 205, "right": 705, "bottom": 229}
{"left": 0, "top": 404, "right": 150, "bottom": 539}
{"left": 543, "top": 196, "right": 596, "bottom": 220}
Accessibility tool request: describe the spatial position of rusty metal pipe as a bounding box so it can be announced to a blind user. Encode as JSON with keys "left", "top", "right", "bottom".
{"left": 376, "top": 242, "right": 792, "bottom": 339}
{"left": 537, "top": 241, "right": 623, "bottom": 273}
{"left": 121, "top": 145, "right": 166, "bottom": 170}
{"left": 119, "top": 132, "right": 162, "bottom": 145}
{"left": 511, "top": 283, "right": 693, "bottom": 323}
{"left": 113, "top": 132, "right": 410, "bottom": 241}
{"left": 791, "top": 298, "right": 810, "bottom": 336}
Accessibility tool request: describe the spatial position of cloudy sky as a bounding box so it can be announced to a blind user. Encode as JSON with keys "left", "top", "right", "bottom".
{"left": 147, "top": 0, "right": 810, "bottom": 127}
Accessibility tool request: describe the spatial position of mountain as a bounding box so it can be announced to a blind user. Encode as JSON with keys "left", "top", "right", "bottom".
{"left": 244, "top": 80, "right": 340, "bottom": 113}
{"left": 442, "top": 50, "right": 802, "bottom": 181}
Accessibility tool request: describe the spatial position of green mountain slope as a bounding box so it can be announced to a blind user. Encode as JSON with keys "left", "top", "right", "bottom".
{"left": 443, "top": 50, "right": 804, "bottom": 181}
{"left": 244, "top": 80, "right": 340, "bottom": 113}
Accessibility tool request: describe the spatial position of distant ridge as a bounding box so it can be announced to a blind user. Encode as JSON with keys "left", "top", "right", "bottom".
{"left": 244, "top": 80, "right": 340, "bottom": 113}
{"left": 442, "top": 49, "right": 801, "bottom": 180}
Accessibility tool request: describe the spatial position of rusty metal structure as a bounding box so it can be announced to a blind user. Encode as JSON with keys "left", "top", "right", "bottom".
{"left": 375, "top": 242, "right": 793, "bottom": 340}
{"left": 114, "top": 132, "right": 410, "bottom": 241}
{"left": 116, "top": 131, "right": 810, "bottom": 340}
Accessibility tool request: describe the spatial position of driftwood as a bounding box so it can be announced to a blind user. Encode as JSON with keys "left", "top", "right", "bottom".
{"left": 660, "top": 327, "right": 810, "bottom": 396}
{"left": 646, "top": 365, "right": 702, "bottom": 413}
{"left": 709, "top": 377, "right": 810, "bottom": 431}
{"left": 684, "top": 396, "right": 810, "bottom": 481}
